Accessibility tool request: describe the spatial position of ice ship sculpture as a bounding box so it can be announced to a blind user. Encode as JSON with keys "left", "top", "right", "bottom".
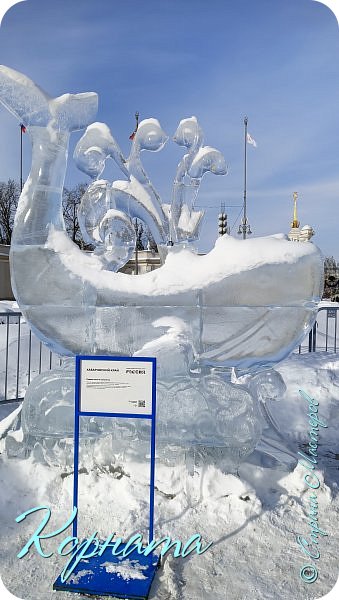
{"left": 0, "top": 66, "right": 324, "bottom": 470}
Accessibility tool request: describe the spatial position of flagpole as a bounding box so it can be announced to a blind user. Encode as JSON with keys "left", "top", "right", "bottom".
{"left": 243, "top": 116, "right": 248, "bottom": 240}
{"left": 20, "top": 124, "right": 23, "bottom": 192}
{"left": 238, "top": 115, "right": 252, "bottom": 239}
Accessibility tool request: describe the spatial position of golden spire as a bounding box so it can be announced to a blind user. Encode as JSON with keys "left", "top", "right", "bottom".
{"left": 291, "top": 191, "right": 300, "bottom": 228}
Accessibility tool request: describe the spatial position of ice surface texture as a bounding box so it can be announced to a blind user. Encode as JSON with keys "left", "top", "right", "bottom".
{"left": 0, "top": 66, "right": 324, "bottom": 468}
{"left": 7, "top": 361, "right": 262, "bottom": 469}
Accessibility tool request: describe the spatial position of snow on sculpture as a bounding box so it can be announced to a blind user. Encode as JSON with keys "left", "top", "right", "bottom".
{"left": 0, "top": 65, "right": 324, "bottom": 470}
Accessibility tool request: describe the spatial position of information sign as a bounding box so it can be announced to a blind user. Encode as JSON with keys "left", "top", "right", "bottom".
{"left": 72, "top": 355, "right": 157, "bottom": 542}
{"left": 54, "top": 356, "right": 159, "bottom": 598}
{"left": 80, "top": 358, "right": 153, "bottom": 415}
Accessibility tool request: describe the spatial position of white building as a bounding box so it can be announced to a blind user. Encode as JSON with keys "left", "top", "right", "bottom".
{"left": 288, "top": 192, "right": 314, "bottom": 242}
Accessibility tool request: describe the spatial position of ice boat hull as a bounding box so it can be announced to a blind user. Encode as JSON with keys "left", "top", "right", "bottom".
{"left": 10, "top": 232, "right": 323, "bottom": 370}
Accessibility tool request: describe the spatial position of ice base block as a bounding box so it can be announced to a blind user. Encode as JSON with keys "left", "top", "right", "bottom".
{"left": 53, "top": 542, "right": 160, "bottom": 599}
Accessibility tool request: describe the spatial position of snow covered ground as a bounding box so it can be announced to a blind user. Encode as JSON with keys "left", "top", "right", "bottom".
{"left": 0, "top": 347, "right": 338, "bottom": 599}
{"left": 0, "top": 301, "right": 338, "bottom": 599}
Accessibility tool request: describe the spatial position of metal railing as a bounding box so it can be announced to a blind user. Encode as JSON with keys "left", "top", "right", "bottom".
{"left": 298, "top": 306, "right": 339, "bottom": 354}
{"left": 1, "top": 306, "right": 338, "bottom": 404}
{"left": 0, "top": 311, "right": 61, "bottom": 403}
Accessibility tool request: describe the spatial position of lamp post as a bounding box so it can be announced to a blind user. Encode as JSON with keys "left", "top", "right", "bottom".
{"left": 238, "top": 116, "right": 252, "bottom": 239}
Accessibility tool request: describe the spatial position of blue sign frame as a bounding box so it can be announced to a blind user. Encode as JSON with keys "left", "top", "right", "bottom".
{"left": 72, "top": 355, "right": 157, "bottom": 544}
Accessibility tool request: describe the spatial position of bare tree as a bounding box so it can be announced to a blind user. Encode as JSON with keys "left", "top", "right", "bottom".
{"left": 134, "top": 218, "right": 145, "bottom": 251}
{"left": 144, "top": 226, "right": 158, "bottom": 252}
{"left": 133, "top": 220, "right": 158, "bottom": 252}
{"left": 62, "top": 183, "right": 88, "bottom": 248}
{"left": 0, "top": 179, "right": 160, "bottom": 256}
{"left": 0, "top": 179, "right": 20, "bottom": 244}
{"left": 323, "top": 256, "right": 339, "bottom": 301}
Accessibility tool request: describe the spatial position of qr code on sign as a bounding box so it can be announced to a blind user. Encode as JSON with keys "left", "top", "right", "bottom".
{"left": 138, "top": 400, "right": 146, "bottom": 408}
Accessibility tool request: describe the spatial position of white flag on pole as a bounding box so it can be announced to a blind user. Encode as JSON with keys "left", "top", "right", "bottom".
{"left": 247, "top": 132, "right": 257, "bottom": 147}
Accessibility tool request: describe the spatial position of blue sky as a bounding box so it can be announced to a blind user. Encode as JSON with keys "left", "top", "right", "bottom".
{"left": 0, "top": 0, "right": 338, "bottom": 257}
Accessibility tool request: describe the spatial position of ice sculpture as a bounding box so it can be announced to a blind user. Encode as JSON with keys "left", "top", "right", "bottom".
{"left": 0, "top": 65, "right": 324, "bottom": 471}
{"left": 6, "top": 362, "right": 102, "bottom": 468}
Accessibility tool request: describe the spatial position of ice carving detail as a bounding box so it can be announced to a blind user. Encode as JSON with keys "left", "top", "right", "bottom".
{"left": 74, "top": 114, "right": 227, "bottom": 263}
{"left": 171, "top": 116, "right": 227, "bottom": 243}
